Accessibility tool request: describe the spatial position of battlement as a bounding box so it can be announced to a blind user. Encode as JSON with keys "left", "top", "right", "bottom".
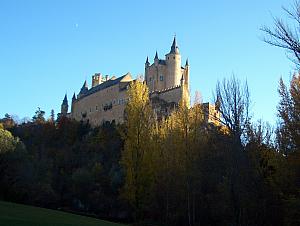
{"left": 149, "top": 84, "right": 181, "bottom": 94}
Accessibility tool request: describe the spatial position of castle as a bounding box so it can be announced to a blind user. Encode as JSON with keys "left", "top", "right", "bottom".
{"left": 60, "top": 38, "right": 219, "bottom": 126}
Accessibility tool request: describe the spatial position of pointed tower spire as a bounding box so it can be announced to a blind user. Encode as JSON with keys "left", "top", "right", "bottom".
{"left": 61, "top": 94, "right": 68, "bottom": 116}
{"left": 185, "top": 58, "right": 189, "bottom": 66}
{"left": 63, "top": 94, "right": 68, "bottom": 105}
{"left": 145, "top": 56, "right": 150, "bottom": 68}
{"left": 79, "top": 80, "right": 89, "bottom": 97}
{"left": 83, "top": 80, "right": 88, "bottom": 89}
{"left": 170, "top": 36, "right": 179, "bottom": 54}
{"left": 154, "top": 51, "right": 158, "bottom": 60}
{"left": 72, "top": 92, "right": 76, "bottom": 102}
{"left": 172, "top": 36, "right": 176, "bottom": 48}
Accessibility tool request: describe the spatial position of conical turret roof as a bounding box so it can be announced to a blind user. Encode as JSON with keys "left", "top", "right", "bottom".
{"left": 72, "top": 92, "right": 76, "bottom": 101}
{"left": 154, "top": 51, "right": 158, "bottom": 60}
{"left": 79, "top": 80, "right": 89, "bottom": 95}
{"left": 185, "top": 58, "right": 189, "bottom": 66}
{"left": 170, "top": 36, "right": 179, "bottom": 54}
{"left": 62, "top": 94, "right": 68, "bottom": 105}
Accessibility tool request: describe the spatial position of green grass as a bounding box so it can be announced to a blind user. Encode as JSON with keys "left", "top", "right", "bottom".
{"left": 0, "top": 201, "right": 126, "bottom": 226}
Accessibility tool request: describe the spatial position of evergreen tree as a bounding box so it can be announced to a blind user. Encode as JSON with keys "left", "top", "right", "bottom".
{"left": 277, "top": 74, "right": 300, "bottom": 155}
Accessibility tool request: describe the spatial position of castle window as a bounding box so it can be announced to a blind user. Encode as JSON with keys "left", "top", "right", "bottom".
{"left": 96, "top": 106, "right": 98, "bottom": 111}
{"left": 149, "top": 77, "right": 152, "bottom": 82}
{"left": 173, "top": 57, "right": 175, "bottom": 59}
{"left": 160, "top": 75, "right": 164, "bottom": 81}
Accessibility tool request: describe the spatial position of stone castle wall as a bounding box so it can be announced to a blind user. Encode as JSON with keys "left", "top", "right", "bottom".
{"left": 72, "top": 81, "right": 131, "bottom": 126}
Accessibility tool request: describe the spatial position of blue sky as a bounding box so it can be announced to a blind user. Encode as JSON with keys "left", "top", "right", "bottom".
{"left": 0, "top": 0, "right": 294, "bottom": 124}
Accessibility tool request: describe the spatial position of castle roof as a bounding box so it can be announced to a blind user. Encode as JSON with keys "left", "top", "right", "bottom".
{"left": 79, "top": 80, "right": 89, "bottom": 95}
{"left": 78, "top": 72, "right": 133, "bottom": 99}
{"left": 169, "top": 37, "right": 179, "bottom": 54}
{"left": 72, "top": 92, "right": 76, "bottom": 101}
{"left": 62, "top": 94, "right": 68, "bottom": 105}
{"left": 158, "top": 59, "right": 166, "bottom": 65}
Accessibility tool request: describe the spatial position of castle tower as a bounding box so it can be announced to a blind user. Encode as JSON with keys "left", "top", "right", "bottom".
{"left": 180, "top": 74, "right": 190, "bottom": 107}
{"left": 61, "top": 94, "right": 68, "bottom": 116}
{"left": 71, "top": 92, "right": 76, "bottom": 113}
{"left": 165, "top": 37, "right": 182, "bottom": 88}
{"left": 144, "top": 37, "right": 190, "bottom": 106}
{"left": 184, "top": 59, "right": 190, "bottom": 91}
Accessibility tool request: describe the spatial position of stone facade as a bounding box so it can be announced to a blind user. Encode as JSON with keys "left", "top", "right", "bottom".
{"left": 68, "top": 73, "right": 133, "bottom": 126}
{"left": 60, "top": 38, "right": 219, "bottom": 126}
{"left": 145, "top": 37, "right": 190, "bottom": 106}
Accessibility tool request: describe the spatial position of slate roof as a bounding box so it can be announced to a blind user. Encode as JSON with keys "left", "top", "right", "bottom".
{"left": 62, "top": 94, "right": 68, "bottom": 105}
{"left": 170, "top": 37, "right": 179, "bottom": 54}
{"left": 78, "top": 73, "right": 131, "bottom": 99}
{"left": 159, "top": 60, "right": 166, "bottom": 65}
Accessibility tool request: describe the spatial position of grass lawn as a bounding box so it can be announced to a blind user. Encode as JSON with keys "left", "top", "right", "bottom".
{"left": 0, "top": 201, "right": 126, "bottom": 226}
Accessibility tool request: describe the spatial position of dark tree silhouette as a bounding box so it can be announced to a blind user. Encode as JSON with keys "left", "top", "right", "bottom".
{"left": 261, "top": 1, "right": 300, "bottom": 68}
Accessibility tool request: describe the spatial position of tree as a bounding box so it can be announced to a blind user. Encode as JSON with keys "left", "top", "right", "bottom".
{"left": 0, "top": 114, "right": 16, "bottom": 129}
{"left": 32, "top": 107, "right": 46, "bottom": 123}
{"left": 121, "top": 81, "right": 154, "bottom": 221}
{"left": 261, "top": 1, "right": 300, "bottom": 68}
{"left": 50, "top": 109, "right": 55, "bottom": 123}
{"left": 215, "top": 75, "right": 250, "bottom": 145}
{"left": 0, "top": 123, "right": 18, "bottom": 154}
{"left": 277, "top": 74, "right": 300, "bottom": 155}
{"left": 214, "top": 76, "right": 255, "bottom": 225}
{"left": 0, "top": 124, "right": 33, "bottom": 202}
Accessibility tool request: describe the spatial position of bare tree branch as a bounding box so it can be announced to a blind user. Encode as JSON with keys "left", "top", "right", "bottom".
{"left": 261, "top": 1, "right": 300, "bottom": 68}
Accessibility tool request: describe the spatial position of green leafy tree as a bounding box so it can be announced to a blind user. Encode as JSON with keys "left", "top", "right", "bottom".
{"left": 0, "top": 123, "right": 20, "bottom": 154}
{"left": 121, "top": 81, "right": 154, "bottom": 221}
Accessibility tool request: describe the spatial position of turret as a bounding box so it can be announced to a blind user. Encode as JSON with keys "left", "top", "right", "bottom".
{"left": 185, "top": 58, "right": 189, "bottom": 67}
{"left": 61, "top": 94, "right": 68, "bottom": 116}
{"left": 166, "top": 36, "right": 181, "bottom": 88}
{"left": 154, "top": 51, "right": 159, "bottom": 65}
{"left": 78, "top": 80, "right": 88, "bottom": 98}
{"left": 185, "top": 58, "right": 190, "bottom": 90}
{"left": 145, "top": 56, "right": 150, "bottom": 68}
{"left": 180, "top": 74, "right": 190, "bottom": 108}
{"left": 72, "top": 92, "right": 76, "bottom": 102}
{"left": 180, "top": 74, "right": 185, "bottom": 86}
{"left": 170, "top": 36, "right": 180, "bottom": 54}
{"left": 92, "top": 73, "right": 102, "bottom": 87}
{"left": 71, "top": 92, "right": 76, "bottom": 113}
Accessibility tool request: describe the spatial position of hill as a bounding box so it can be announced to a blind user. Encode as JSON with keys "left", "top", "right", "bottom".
{"left": 0, "top": 201, "right": 126, "bottom": 226}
